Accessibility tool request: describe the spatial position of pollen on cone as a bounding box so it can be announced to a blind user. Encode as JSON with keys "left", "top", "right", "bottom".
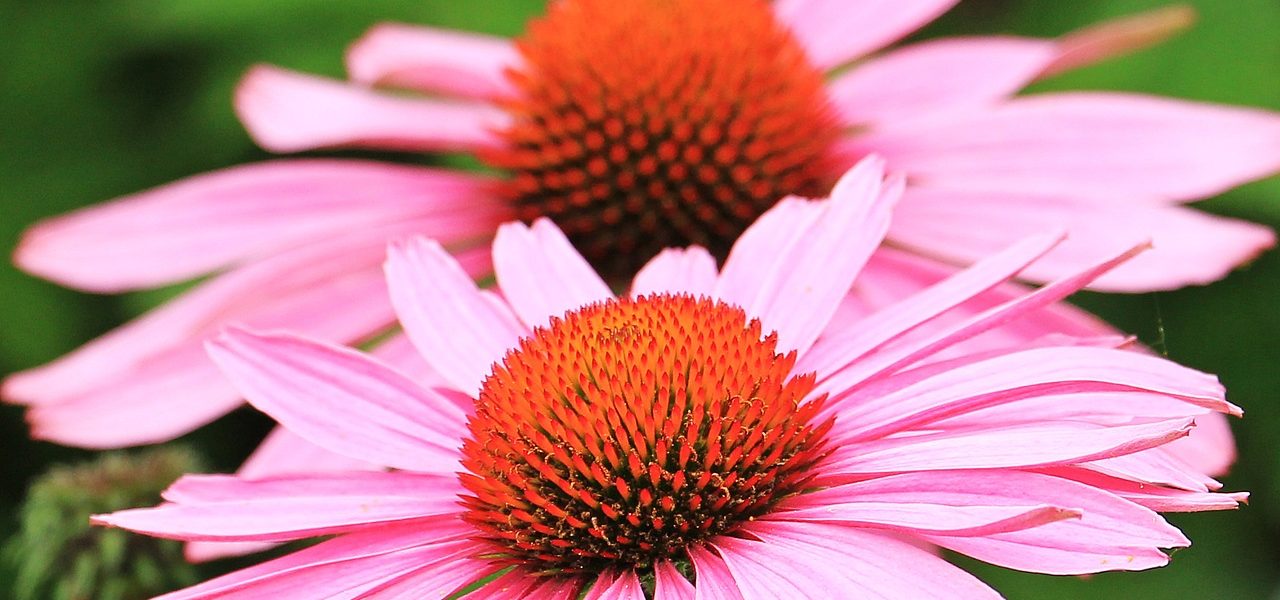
{"left": 459, "top": 294, "right": 831, "bottom": 573}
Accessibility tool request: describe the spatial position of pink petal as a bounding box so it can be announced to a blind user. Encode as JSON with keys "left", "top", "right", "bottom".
{"left": 12, "top": 160, "right": 504, "bottom": 292}
{"left": 207, "top": 328, "right": 466, "bottom": 473}
{"left": 654, "top": 560, "right": 695, "bottom": 600}
{"left": 475, "top": 569, "right": 584, "bottom": 600}
{"left": 149, "top": 524, "right": 477, "bottom": 600}
{"left": 848, "top": 92, "right": 1280, "bottom": 203}
{"left": 816, "top": 241, "right": 1149, "bottom": 393}
{"left": 492, "top": 219, "right": 613, "bottom": 329}
{"left": 1043, "top": 5, "right": 1198, "bottom": 77}
{"left": 827, "top": 418, "right": 1194, "bottom": 474}
{"left": 772, "top": 500, "right": 1078, "bottom": 537}
{"left": 384, "top": 236, "right": 527, "bottom": 396}
{"left": 720, "top": 521, "right": 1000, "bottom": 598}
{"left": 8, "top": 221, "right": 490, "bottom": 447}
{"left": 795, "top": 470, "right": 1186, "bottom": 550}
{"left": 1045, "top": 467, "right": 1246, "bottom": 513}
{"left": 829, "top": 345, "right": 1232, "bottom": 443}
{"left": 1081, "top": 450, "right": 1218, "bottom": 493}
{"left": 1162, "top": 411, "right": 1237, "bottom": 477}
{"left": 686, "top": 545, "right": 744, "bottom": 600}
{"left": 828, "top": 37, "right": 1056, "bottom": 126}
{"left": 96, "top": 472, "right": 459, "bottom": 542}
{"left": 715, "top": 157, "right": 898, "bottom": 357}
{"left": 235, "top": 65, "right": 508, "bottom": 154}
{"left": 348, "top": 542, "right": 495, "bottom": 599}
{"left": 889, "top": 186, "right": 1275, "bottom": 291}
{"left": 630, "top": 246, "right": 719, "bottom": 299}
{"left": 798, "top": 232, "right": 1066, "bottom": 379}
{"left": 772, "top": 0, "right": 960, "bottom": 69}
{"left": 582, "top": 570, "right": 645, "bottom": 600}
{"left": 346, "top": 23, "right": 518, "bottom": 99}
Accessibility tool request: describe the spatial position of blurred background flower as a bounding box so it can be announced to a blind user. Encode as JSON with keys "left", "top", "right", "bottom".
{"left": 2, "top": 0, "right": 1278, "bottom": 597}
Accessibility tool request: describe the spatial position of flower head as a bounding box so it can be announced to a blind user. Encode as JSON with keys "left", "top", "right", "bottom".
{"left": 94, "top": 158, "right": 1246, "bottom": 598}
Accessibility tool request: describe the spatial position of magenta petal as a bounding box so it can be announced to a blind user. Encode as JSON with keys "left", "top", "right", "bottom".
{"left": 719, "top": 521, "right": 1000, "bottom": 598}
{"left": 235, "top": 65, "right": 508, "bottom": 154}
{"left": 828, "top": 418, "right": 1194, "bottom": 474}
{"left": 772, "top": 500, "right": 1078, "bottom": 537}
{"left": 12, "top": 160, "right": 503, "bottom": 292}
{"left": 582, "top": 570, "right": 645, "bottom": 600}
{"left": 630, "top": 246, "right": 719, "bottom": 299}
{"left": 772, "top": 0, "right": 960, "bottom": 69}
{"left": 384, "top": 236, "right": 527, "bottom": 395}
{"left": 347, "top": 541, "right": 495, "bottom": 599}
{"left": 207, "top": 328, "right": 466, "bottom": 473}
{"left": 850, "top": 92, "right": 1280, "bottom": 203}
{"left": 653, "top": 560, "right": 695, "bottom": 600}
{"left": 149, "top": 524, "right": 475, "bottom": 600}
{"left": 1162, "top": 411, "right": 1237, "bottom": 477}
{"left": 346, "top": 23, "right": 517, "bottom": 99}
{"left": 828, "top": 36, "right": 1055, "bottom": 126}
{"left": 716, "top": 156, "right": 898, "bottom": 357}
{"left": 889, "top": 186, "right": 1275, "bottom": 291}
{"left": 686, "top": 545, "right": 745, "bottom": 600}
{"left": 492, "top": 219, "right": 613, "bottom": 329}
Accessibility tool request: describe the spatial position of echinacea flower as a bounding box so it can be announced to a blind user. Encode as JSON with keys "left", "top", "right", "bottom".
{"left": 95, "top": 159, "right": 1245, "bottom": 598}
{"left": 11, "top": 2, "right": 1269, "bottom": 463}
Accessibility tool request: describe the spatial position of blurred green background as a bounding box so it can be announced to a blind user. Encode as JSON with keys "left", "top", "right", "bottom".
{"left": 1, "top": 0, "right": 1277, "bottom": 597}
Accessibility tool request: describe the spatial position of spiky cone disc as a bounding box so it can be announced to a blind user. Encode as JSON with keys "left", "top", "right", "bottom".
{"left": 483, "top": 0, "right": 841, "bottom": 277}
{"left": 460, "top": 294, "right": 832, "bottom": 574}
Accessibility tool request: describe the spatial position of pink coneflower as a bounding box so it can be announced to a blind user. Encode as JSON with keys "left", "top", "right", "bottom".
{"left": 94, "top": 159, "right": 1244, "bottom": 598}
{"left": 11, "top": 2, "right": 1271, "bottom": 456}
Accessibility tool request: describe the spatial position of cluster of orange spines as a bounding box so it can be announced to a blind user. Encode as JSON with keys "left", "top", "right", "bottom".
{"left": 459, "top": 294, "right": 831, "bottom": 573}
{"left": 482, "top": 0, "right": 841, "bottom": 277}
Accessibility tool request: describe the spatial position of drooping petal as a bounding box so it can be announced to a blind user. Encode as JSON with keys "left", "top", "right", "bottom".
{"left": 654, "top": 560, "right": 696, "bottom": 600}
{"left": 771, "top": 500, "right": 1078, "bottom": 538}
{"left": 96, "top": 472, "right": 460, "bottom": 542}
{"left": 384, "top": 236, "right": 527, "bottom": 396}
{"left": 798, "top": 232, "right": 1066, "bottom": 379}
{"left": 715, "top": 156, "right": 898, "bottom": 357}
{"left": 888, "top": 186, "right": 1275, "bottom": 291}
{"left": 827, "top": 37, "right": 1056, "bottom": 126}
{"left": 12, "top": 160, "right": 505, "bottom": 292}
{"left": 630, "top": 246, "right": 719, "bottom": 298}
{"left": 582, "top": 570, "right": 646, "bottom": 600}
{"left": 1162, "top": 411, "right": 1237, "bottom": 477}
{"left": 235, "top": 65, "right": 508, "bottom": 154}
{"left": 492, "top": 218, "right": 613, "bottom": 329}
{"left": 826, "top": 418, "right": 1194, "bottom": 474}
{"left": 686, "top": 545, "right": 744, "bottom": 600}
{"left": 719, "top": 521, "right": 1001, "bottom": 598}
{"left": 206, "top": 328, "right": 467, "bottom": 474}
{"left": 772, "top": 0, "right": 960, "bottom": 69}
{"left": 847, "top": 92, "right": 1280, "bottom": 203}
{"left": 147, "top": 523, "right": 476, "bottom": 600}
{"left": 1043, "top": 4, "right": 1197, "bottom": 77}
{"left": 815, "top": 241, "right": 1148, "bottom": 393}
{"left": 828, "top": 345, "right": 1231, "bottom": 443}
{"left": 346, "top": 23, "right": 518, "bottom": 99}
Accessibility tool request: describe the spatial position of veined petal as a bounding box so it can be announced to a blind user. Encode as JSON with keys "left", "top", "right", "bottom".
{"left": 346, "top": 23, "right": 518, "bottom": 99}
{"left": 771, "top": 500, "right": 1078, "bottom": 537}
{"left": 96, "top": 472, "right": 460, "bottom": 542}
{"left": 848, "top": 92, "right": 1280, "bottom": 203}
{"left": 149, "top": 523, "right": 476, "bottom": 600}
{"left": 827, "top": 418, "right": 1193, "bottom": 475}
{"left": 207, "top": 328, "right": 467, "bottom": 474}
{"left": 720, "top": 521, "right": 1001, "bottom": 599}
{"left": 582, "top": 570, "right": 645, "bottom": 600}
{"left": 348, "top": 542, "right": 496, "bottom": 599}
{"left": 828, "top": 37, "right": 1056, "bottom": 126}
{"left": 687, "top": 545, "right": 744, "bottom": 600}
{"left": 715, "top": 156, "right": 897, "bottom": 357}
{"left": 492, "top": 218, "right": 613, "bottom": 330}
{"left": 631, "top": 246, "right": 719, "bottom": 299}
{"left": 12, "top": 160, "right": 505, "bottom": 292}
{"left": 384, "top": 236, "right": 527, "bottom": 396}
{"left": 654, "top": 560, "right": 695, "bottom": 600}
{"left": 888, "top": 186, "right": 1275, "bottom": 291}
{"left": 236, "top": 65, "right": 508, "bottom": 154}
{"left": 772, "top": 0, "right": 960, "bottom": 69}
